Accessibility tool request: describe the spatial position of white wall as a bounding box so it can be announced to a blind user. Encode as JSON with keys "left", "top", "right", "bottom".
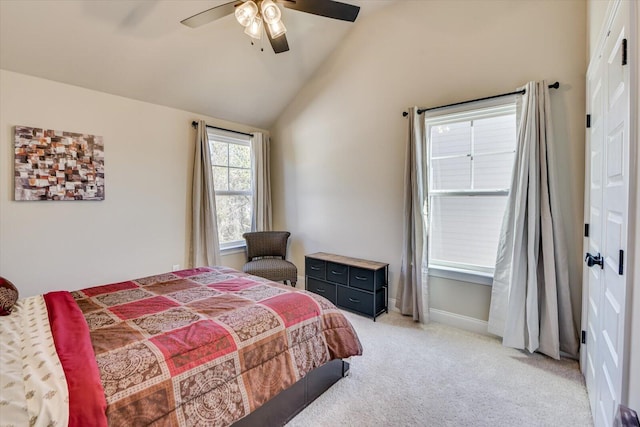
{"left": 270, "top": 0, "right": 587, "bottom": 326}
{"left": 0, "top": 70, "right": 259, "bottom": 297}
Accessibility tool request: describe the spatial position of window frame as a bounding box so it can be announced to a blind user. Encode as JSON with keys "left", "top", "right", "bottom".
{"left": 424, "top": 99, "right": 518, "bottom": 285}
{"left": 207, "top": 128, "right": 253, "bottom": 252}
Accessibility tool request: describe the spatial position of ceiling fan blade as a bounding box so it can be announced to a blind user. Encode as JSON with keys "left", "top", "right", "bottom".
{"left": 279, "top": 0, "right": 360, "bottom": 22}
{"left": 180, "top": 1, "right": 241, "bottom": 28}
{"left": 267, "top": 31, "right": 290, "bottom": 54}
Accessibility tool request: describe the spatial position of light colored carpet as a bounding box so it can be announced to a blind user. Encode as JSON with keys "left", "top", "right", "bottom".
{"left": 287, "top": 310, "right": 593, "bottom": 427}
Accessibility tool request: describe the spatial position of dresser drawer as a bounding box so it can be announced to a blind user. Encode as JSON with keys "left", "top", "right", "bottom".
{"left": 337, "top": 286, "right": 373, "bottom": 316}
{"left": 305, "top": 258, "right": 326, "bottom": 279}
{"left": 326, "top": 262, "right": 348, "bottom": 285}
{"left": 305, "top": 252, "right": 388, "bottom": 321}
{"left": 349, "top": 267, "right": 375, "bottom": 291}
{"left": 307, "top": 278, "right": 336, "bottom": 304}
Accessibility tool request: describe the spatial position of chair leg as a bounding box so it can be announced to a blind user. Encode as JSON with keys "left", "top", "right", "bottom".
{"left": 291, "top": 281, "right": 297, "bottom": 288}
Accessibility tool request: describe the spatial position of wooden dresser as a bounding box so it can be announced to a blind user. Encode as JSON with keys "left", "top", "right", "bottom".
{"left": 305, "top": 252, "right": 388, "bottom": 321}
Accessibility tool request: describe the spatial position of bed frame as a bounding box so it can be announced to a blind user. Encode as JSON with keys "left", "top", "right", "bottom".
{"left": 233, "top": 359, "right": 349, "bottom": 426}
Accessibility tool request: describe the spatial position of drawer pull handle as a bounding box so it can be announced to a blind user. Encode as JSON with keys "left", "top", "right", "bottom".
{"left": 315, "top": 288, "right": 326, "bottom": 293}
{"left": 331, "top": 270, "right": 344, "bottom": 275}
{"left": 310, "top": 266, "right": 321, "bottom": 270}
{"left": 348, "top": 297, "right": 360, "bottom": 303}
{"left": 355, "top": 275, "right": 367, "bottom": 281}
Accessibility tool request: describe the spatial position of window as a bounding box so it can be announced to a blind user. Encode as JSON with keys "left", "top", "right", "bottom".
{"left": 425, "top": 102, "right": 517, "bottom": 280}
{"left": 208, "top": 128, "right": 252, "bottom": 250}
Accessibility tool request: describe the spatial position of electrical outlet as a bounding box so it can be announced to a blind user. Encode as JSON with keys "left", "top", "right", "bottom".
{"left": 172, "top": 264, "right": 180, "bottom": 271}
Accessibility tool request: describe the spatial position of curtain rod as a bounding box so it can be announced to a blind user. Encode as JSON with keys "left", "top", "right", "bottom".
{"left": 191, "top": 121, "right": 254, "bottom": 137}
{"left": 402, "top": 82, "right": 560, "bottom": 117}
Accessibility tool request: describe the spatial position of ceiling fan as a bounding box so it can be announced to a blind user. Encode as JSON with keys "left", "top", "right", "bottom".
{"left": 180, "top": 0, "right": 360, "bottom": 54}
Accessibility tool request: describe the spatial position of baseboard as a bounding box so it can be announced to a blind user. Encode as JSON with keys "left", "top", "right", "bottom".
{"left": 325, "top": 295, "right": 489, "bottom": 336}
{"left": 390, "top": 299, "right": 489, "bottom": 336}
{"left": 429, "top": 308, "right": 490, "bottom": 336}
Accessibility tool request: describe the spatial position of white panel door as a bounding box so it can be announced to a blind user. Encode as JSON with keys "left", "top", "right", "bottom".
{"left": 585, "top": 49, "right": 604, "bottom": 417}
{"left": 583, "top": 2, "right": 630, "bottom": 426}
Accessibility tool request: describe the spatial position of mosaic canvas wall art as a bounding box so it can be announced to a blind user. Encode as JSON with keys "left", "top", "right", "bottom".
{"left": 14, "top": 126, "right": 105, "bottom": 201}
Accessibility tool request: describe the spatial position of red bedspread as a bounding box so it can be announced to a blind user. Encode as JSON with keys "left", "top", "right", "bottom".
{"left": 60, "top": 266, "right": 362, "bottom": 426}
{"left": 44, "top": 291, "right": 108, "bottom": 427}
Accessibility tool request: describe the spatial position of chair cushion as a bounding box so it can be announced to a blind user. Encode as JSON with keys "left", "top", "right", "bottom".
{"left": 243, "top": 259, "right": 297, "bottom": 283}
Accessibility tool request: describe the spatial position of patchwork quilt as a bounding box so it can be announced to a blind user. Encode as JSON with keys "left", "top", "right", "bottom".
{"left": 0, "top": 266, "right": 363, "bottom": 427}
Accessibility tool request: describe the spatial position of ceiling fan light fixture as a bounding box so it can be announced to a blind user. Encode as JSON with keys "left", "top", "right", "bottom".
{"left": 260, "top": 0, "right": 281, "bottom": 25}
{"left": 182, "top": 0, "right": 361, "bottom": 54}
{"left": 244, "top": 16, "right": 263, "bottom": 39}
{"left": 266, "top": 19, "right": 286, "bottom": 39}
{"left": 235, "top": 1, "right": 258, "bottom": 27}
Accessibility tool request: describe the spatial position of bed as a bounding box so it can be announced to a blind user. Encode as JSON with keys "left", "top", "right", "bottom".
{"left": 0, "top": 266, "right": 362, "bottom": 426}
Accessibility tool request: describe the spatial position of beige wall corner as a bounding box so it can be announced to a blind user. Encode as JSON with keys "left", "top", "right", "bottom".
{"left": 270, "top": 0, "right": 587, "bottom": 328}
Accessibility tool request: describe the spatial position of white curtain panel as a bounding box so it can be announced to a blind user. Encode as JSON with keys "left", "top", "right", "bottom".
{"left": 488, "top": 82, "right": 578, "bottom": 359}
{"left": 190, "top": 120, "right": 222, "bottom": 267}
{"left": 251, "top": 132, "right": 272, "bottom": 231}
{"left": 396, "top": 107, "right": 429, "bottom": 323}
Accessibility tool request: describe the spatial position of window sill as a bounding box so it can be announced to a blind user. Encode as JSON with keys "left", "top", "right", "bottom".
{"left": 221, "top": 245, "right": 246, "bottom": 256}
{"left": 428, "top": 266, "right": 493, "bottom": 286}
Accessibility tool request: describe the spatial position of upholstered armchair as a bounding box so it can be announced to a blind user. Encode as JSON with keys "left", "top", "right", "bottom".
{"left": 242, "top": 231, "right": 297, "bottom": 286}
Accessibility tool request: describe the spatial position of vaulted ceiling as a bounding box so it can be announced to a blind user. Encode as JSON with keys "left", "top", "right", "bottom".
{"left": 0, "top": 0, "right": 394, "bottom": 129}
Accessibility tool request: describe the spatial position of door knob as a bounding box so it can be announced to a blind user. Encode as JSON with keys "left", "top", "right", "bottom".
{"left": 585, "top": 252, "right": 604, "bottom": 269}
